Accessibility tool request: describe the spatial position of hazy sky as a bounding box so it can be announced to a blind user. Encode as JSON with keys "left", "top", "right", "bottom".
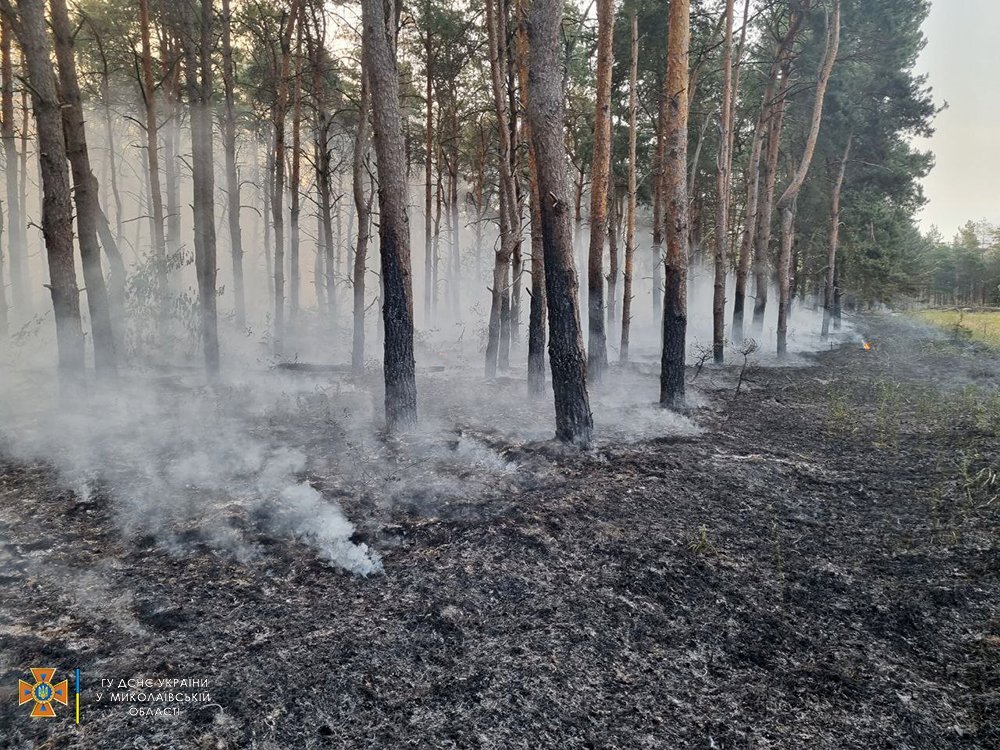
{"left": 912, "top": 0, "right": 1000, "bottom": 236}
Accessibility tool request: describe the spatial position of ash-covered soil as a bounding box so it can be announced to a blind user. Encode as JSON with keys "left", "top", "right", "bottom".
{"left": 1, "top": 313, "right": 998, "bottom": 749}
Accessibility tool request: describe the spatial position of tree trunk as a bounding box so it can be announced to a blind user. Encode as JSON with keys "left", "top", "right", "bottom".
{"left": 271, "top": 3, "right": 299, "bottom": 355}
{"left": 361, "top": 0, "right": 418, "bottom": 430}
{"left": 585, "top": 0, "right": 612, "bottom": 381}
{"left": 221, "top": 0, "right": 246, "bottom": 328}
{"left": 712, "top": 0, "right": 735, "bottom": 364}
{"left": 750, "top": 65, "right": 792, "bottom": 335}
{"left": 749, "top": 9, "right": 804, "bottom": 335}
{"left": 515, "top": 0, "right": 546, "bottom": 395}
{"left": 289, "top": 17, "right": 304, "bottom": 326}
{"left": 605, "top": 178, "right": 619, "bottom": 340}
{"left": 352, "top": 68, "right": 371, "bottom": 374}
{"left": 823, "top": 133, "right": 852, "bottom": 339}
{"left": 777, "top": 0, "right": 840, "bottom": 357}
{"left": 484, "top": 0, "right": 518, "bottom": 379}
{"left": 526, "top": 0, "right": 593, "bottom": 445}
{"left": 620, "top": 12, "right": 638, "bottom": 364}
{"left": 1, "top": 17, "right": 24, "bottom": 319}
{"left": 138, "top": 0, "right": 167, "bottom": 324}
{"left": 14, "top": 0, "right": 85, "bottom": 377}
{"left": 423, "top": 9, "right": 433, "bottom": 327}
{"left": 183, "top": 0, "right": 220, "bottom": 373}
{"left": 659, "top": 0, "right": 690, "bottom": 409}
{"left": 50, "top": 0, "right": 117, "bottom": 374}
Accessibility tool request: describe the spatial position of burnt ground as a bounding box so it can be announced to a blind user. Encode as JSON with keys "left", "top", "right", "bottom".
{"left": 0, "top": 312, "right": 998, "bottom": 749}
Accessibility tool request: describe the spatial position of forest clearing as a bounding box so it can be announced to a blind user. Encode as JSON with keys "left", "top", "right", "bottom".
{"left": 0, "top": 0, "right": 997, "bottom": 746}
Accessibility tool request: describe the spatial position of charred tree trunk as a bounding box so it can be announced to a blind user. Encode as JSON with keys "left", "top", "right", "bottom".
{"left": 361, "top": 0, "right": 418, "bottom": 430}
{"left": 776, "top": 1, "right": 840, "bottom": 357}
{"left": 271, "top": 3, "right": 298, "bottom": 355}
{"left": 13, "top": 0, "right": 85, "bottom": 376}
{"left": 352, "top": 68, "right": 371, "bottom": 374}
{"left": 183, "top": 0, "right": 220, "bottom": 373}
{"left": 288, "top": 18, "right": 304, "bottom": 327}
{"left": 138, "top": 0, "right": 167, "bottom": 324}
{"left": 484, "top": 0, "right": 518, "bottom": 379}
{"left": 515, "top": 0, "right": 546, "bottom": 395}
{"left": 526, "top": 0, "right": 593, "bottom": 445}
{"left": 585, "top": 0, "right": 612, "bottom": 381}
{"left": 620, "top": 12, "right": 638, "bottom": 363}
{"left": 712, "top": 0, "right": 735, "bottom": 364}
{"left": 221, "top": 0, "right": 246, "bottom": 328}
{"left": 423, "top": 9, "right": 433, "bottom": 327}
{"left": 823, "top": 132, "right": 852, "bottom": 339}
{"left": 51, "top": 0, "right": 117, "bottom": 374}
{"left": 659, "top": 0, "right": 690, "bottom": 409}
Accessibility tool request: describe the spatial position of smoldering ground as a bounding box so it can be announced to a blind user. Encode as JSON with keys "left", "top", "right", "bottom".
{"left": 0, "top": 313, "right": 997, "bottom": 748}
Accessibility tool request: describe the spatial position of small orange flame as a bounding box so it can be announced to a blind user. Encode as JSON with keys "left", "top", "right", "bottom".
{"left": 863, "top": 341, "right": 872, "bottom": 351}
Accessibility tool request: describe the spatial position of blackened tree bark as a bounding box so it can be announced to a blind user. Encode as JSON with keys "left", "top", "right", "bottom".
{"left": 183, "top": 0, "right": 219, "bottom": 374}
{"left": 659, "top": 0, "right": 690, "bottom": 409}
{"left": 352, "top": 68, "right": 371, "bottom": 374}
{"left": 272, "top": 2, "right": 298, "bottom": 354}
{"left": 138, "top": 0, "right": 167, "bottom": 323}
{"left": 50, "top": 0, "right": 117, "bottom": 375}
{"left": 712, "top": 0, "right": 735, "bottom": 363}
{"left": 484, "top": 0, "right": 518, "bottom": 379}
{"left": 289, "top": 14, "right": 304, "bottom": 325}
{"left": 9, "top": 0, "right": 85, "bottom": 376}
{"left": 361, "top": 0, "right": 418, "bottom": 430}
{"left": 620, "top": 11, "right": 637, "bottom": 363}
{"left": 221, "top": 0, "right": 246, "bottom": 328}
{"left": 515, "top": 0, "right": 546, "bottom": 395}
{"left": 585, "top": 0, "right": 611, "bottom": 381}
{"left": 526, "top": 0, "right": 592, "bottom": 445}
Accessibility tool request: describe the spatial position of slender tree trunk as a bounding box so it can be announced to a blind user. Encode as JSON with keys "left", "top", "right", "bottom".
{"left": 263, "top": 142, "right": 275, "bottom": 309}
{"left": 352, "top": 68, "right": 371, "bottom": 374}
{"left": 51, "top": 0, "right": 117, "bottom": 374}
{"left": 585, "top": 0, "right": 612, "bottom": 381}
{"left": 183, "top": 0, "right": 220, "bottom": 373}
{"left": 731, "top": 111, "right": 764, "bottom": 344}
{"left": 712, "top": 0, "right": 735, "bottom": 363}
{"left": 620, "top": 12, "right": 638, "bottom": 363}
{"left": 221, "top": 0, "right": 246, "bottom": 328}
{"left": 0, "top": 200, "right": 6, "bottom": 337}
{"left": 271, "top": 3, "right": 298, "bottom": 355}
{"left": 14, "top": 0, "right": 85, "bottom": 377}
{"left": 526, "top": 0, "right": 593, "bottom": 445}
{"left": 606, "top": 179, "right": 619, "bottom": 340}
{"left": 1, "top": 18, "right": 24, "bottom": 319}
{"left": 777, "top": 0, "right": 840, "bottom": 357}
{"left": 423, "top": 11, "right": 433, "bottom": 327}
{"left": 749, "top": 10, "right": 803, "bottom": 335}
{"left": 515, "top": 0, "right": 546, "bottom": 394}
{"left": 750, "top": 64, "right": 792, "bottom": 335}
{"left": 484, "top": 0, "right": 518, "bottom": 378}
{"left": 361, "top": 0, "right": 418, "bottom": 430}
{"left": 138, "top": 0, "right": 167, "bottom": 323}
{"left": 659, "top": 0, "right": 690, "bottom": 409}
{"left": 289, "top": 16, "right": 303, "bottom": 326}
{"left": 823, "top": 133, "right": 852, "bottom": 339}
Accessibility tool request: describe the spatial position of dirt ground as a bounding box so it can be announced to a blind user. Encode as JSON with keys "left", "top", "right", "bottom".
{"left": 1, "top": 313, "right": 997, "bottom": 749}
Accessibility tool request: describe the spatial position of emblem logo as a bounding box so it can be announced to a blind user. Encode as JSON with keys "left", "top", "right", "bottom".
{"left": 18, "top": 668, "right": 69, "bottom": 718}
